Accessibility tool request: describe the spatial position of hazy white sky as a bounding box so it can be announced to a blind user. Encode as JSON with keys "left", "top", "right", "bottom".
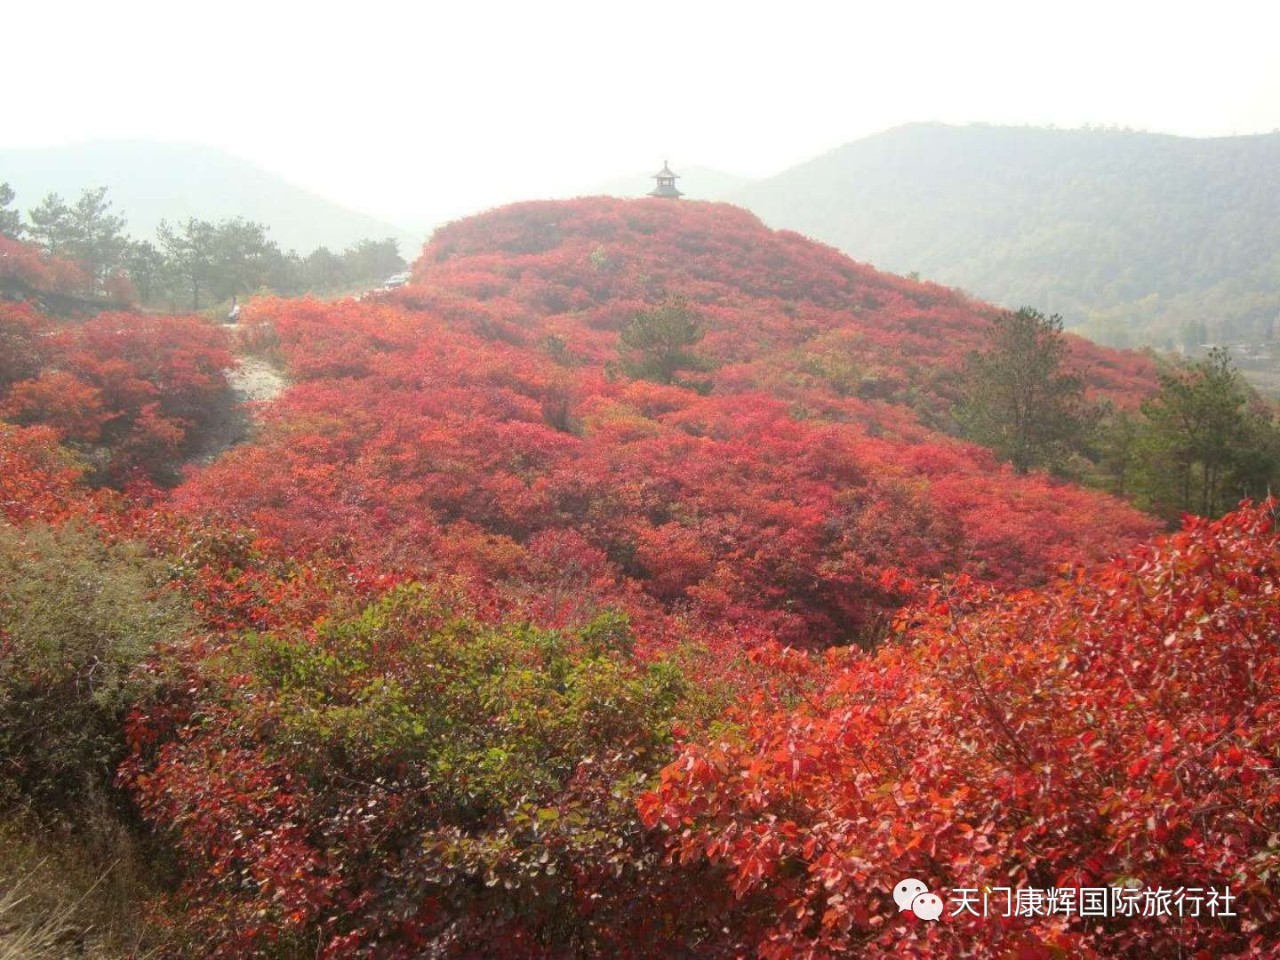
{"left": 7, "top": 0, "right": 1279, "bottom": 230}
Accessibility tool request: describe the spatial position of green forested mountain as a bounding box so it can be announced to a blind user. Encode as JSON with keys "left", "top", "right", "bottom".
{"left": 0, "top": 140, "right": 423, "bottom": 256}
{"left": 734, "top": 123, "right": 1280, "bottom": 350}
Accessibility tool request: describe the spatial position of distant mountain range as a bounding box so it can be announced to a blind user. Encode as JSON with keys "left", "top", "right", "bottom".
{"left": 732, "top": 123, "right": 1280, "bottom": 350}
{"left": 0, "top": 140, "right": 424, "bottom": 257}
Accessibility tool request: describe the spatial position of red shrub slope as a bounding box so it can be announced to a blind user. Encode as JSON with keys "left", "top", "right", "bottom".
{"left": 176, "top": 198, "right": 1158, "bottom": 648}
{"left": 642, "top": 502, "right": 1280, "bottom": 958}
{"left": 0, "top": 300, "right": 233, "bottom": 483}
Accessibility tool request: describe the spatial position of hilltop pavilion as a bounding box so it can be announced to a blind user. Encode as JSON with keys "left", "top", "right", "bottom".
{"left": 649, "top": 160, "right": 683, "bottom": 199}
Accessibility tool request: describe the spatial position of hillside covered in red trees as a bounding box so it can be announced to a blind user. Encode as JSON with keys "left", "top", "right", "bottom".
{"left": 176, "top": 198, "right": 1159, "bottom": 649}
{"left": 0, "top": 200, "right": 1276, "bottom": 959}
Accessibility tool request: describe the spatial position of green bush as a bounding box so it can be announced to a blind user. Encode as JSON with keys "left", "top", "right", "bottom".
{"left": 241, "top": 587, "right": 684, "bottom": 820}
{"left": 128, "top": 585, "right": 719, "bottom": 955}
{"left": 0, "top": 522, "right": 195, "bottom": 814}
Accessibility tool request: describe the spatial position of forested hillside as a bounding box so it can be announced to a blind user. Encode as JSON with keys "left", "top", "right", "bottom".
{"left": 1, "top": 201, "right": 1277, "bottom": 958}
{"left": 0, "top": 181, "right": 409, "bottom": 311}
{"left": 0, "top": 140, "right": 421, "bottom": 254}
{"left": 735, "top": 123, "right": 1280, "bottom": 350}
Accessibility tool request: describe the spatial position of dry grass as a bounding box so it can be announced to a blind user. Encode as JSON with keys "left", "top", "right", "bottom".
{"left": 0, "top": 862, "right": 94, "bottom": 959}
{"left": 0, "top": 806, "right": 166, "bottom": 959}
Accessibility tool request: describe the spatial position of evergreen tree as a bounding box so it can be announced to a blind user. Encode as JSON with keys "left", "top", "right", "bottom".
{"left": 342, "top": 237, "right": 405, "bottom": 283}
{"left": 65, "top": 187, "right": 129, "bottom": 291}
{"left": 618, "top": 296, "right": 712, "bottom": 387}
{"left": 957, "top": 307, "right": 1093, "bottom": 474}
{"left": 1090, "top": 404, "right": 1142, "bottom": 498}
{"left": 208, "top": 217, "right": 279, "bottom": 301}
{"left": 264, "top": 249, "right": 305, "bottom": 296}
{"left": 157, "top": 217, "right": 218, "bottom": 310}
{"left": 1134, "top": 348, "right": 1279, "bottom": 520}
{"left": 123, "top": 239, "right": 169, "bottom": 305}
{"left": 0, "top": 182, "right": 21, "bottom": 239}
{"left": 26, "top": 193, "right": 72, "bottom": 255}
{"left": 303, "top": 246, "right": 348, "bottom": 291}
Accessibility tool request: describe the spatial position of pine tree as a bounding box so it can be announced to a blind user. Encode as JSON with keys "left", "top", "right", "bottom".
{"left": 617, "top": 296, "right": 712, "bottom": 387}
{"left": 1135, "top": 347, "right": 1279, "bottom": 519}
{"left": 0, "top": 183, "right": 21, "bottom": 239}
{"left": 26, "top": 193, "right": 72, "bottom": 255}
{"left": 65, "top": 187, "right": 129, "bottom": 291}
{"left": 957, "top": 307, "right": 1093, "bottom": 474}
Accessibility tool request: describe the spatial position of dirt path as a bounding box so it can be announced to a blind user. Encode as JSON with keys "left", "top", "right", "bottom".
{"left": 222, "top": 321, "right": 288, "bottom": 403}
{"left": 227, "top": 355, "right": 287, "bottom": 402}
{"left": 190, "top": 324, "right": 289, "bottom": 464}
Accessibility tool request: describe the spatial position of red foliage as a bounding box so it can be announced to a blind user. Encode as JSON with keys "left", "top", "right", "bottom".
{"left": 415, "top": 199, "right": 1160, "bottom": 408}
{"left": 102, "top": 269, "right": 138, "bottom": 306}
{"left": 0, "top": 235, "right": 92, "bottom": 297}
{"left": 178, "top": 200, "right": 1157, "bottom": 648}
{"left": 5, "top": 370, "right": 109, "bottom": 442}
{"left": 0, "top": 307, "right": 234, "bottom": 483}
{"left": 125, "top": 729, "right": 338, "bottom": 955}
{"left": 0, "top": 301, "right": 51, "bottom": 389}
{"left": 0, "top": 423, "right": 87, "bottom": 523}
{"left": 2, "top": 197, "right": 1218, "bottom": 957}
{"left": 640, "top": 503, "right": 1280, "bottom": 957}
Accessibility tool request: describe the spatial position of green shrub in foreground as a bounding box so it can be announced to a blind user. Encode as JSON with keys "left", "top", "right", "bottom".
{"left": 0, "top": 522, "right": 195, "bottom": 815}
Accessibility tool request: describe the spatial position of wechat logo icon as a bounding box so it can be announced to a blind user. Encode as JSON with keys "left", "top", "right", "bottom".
{"left": 893, "top": 877, "right": 944, "bottom": 921}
